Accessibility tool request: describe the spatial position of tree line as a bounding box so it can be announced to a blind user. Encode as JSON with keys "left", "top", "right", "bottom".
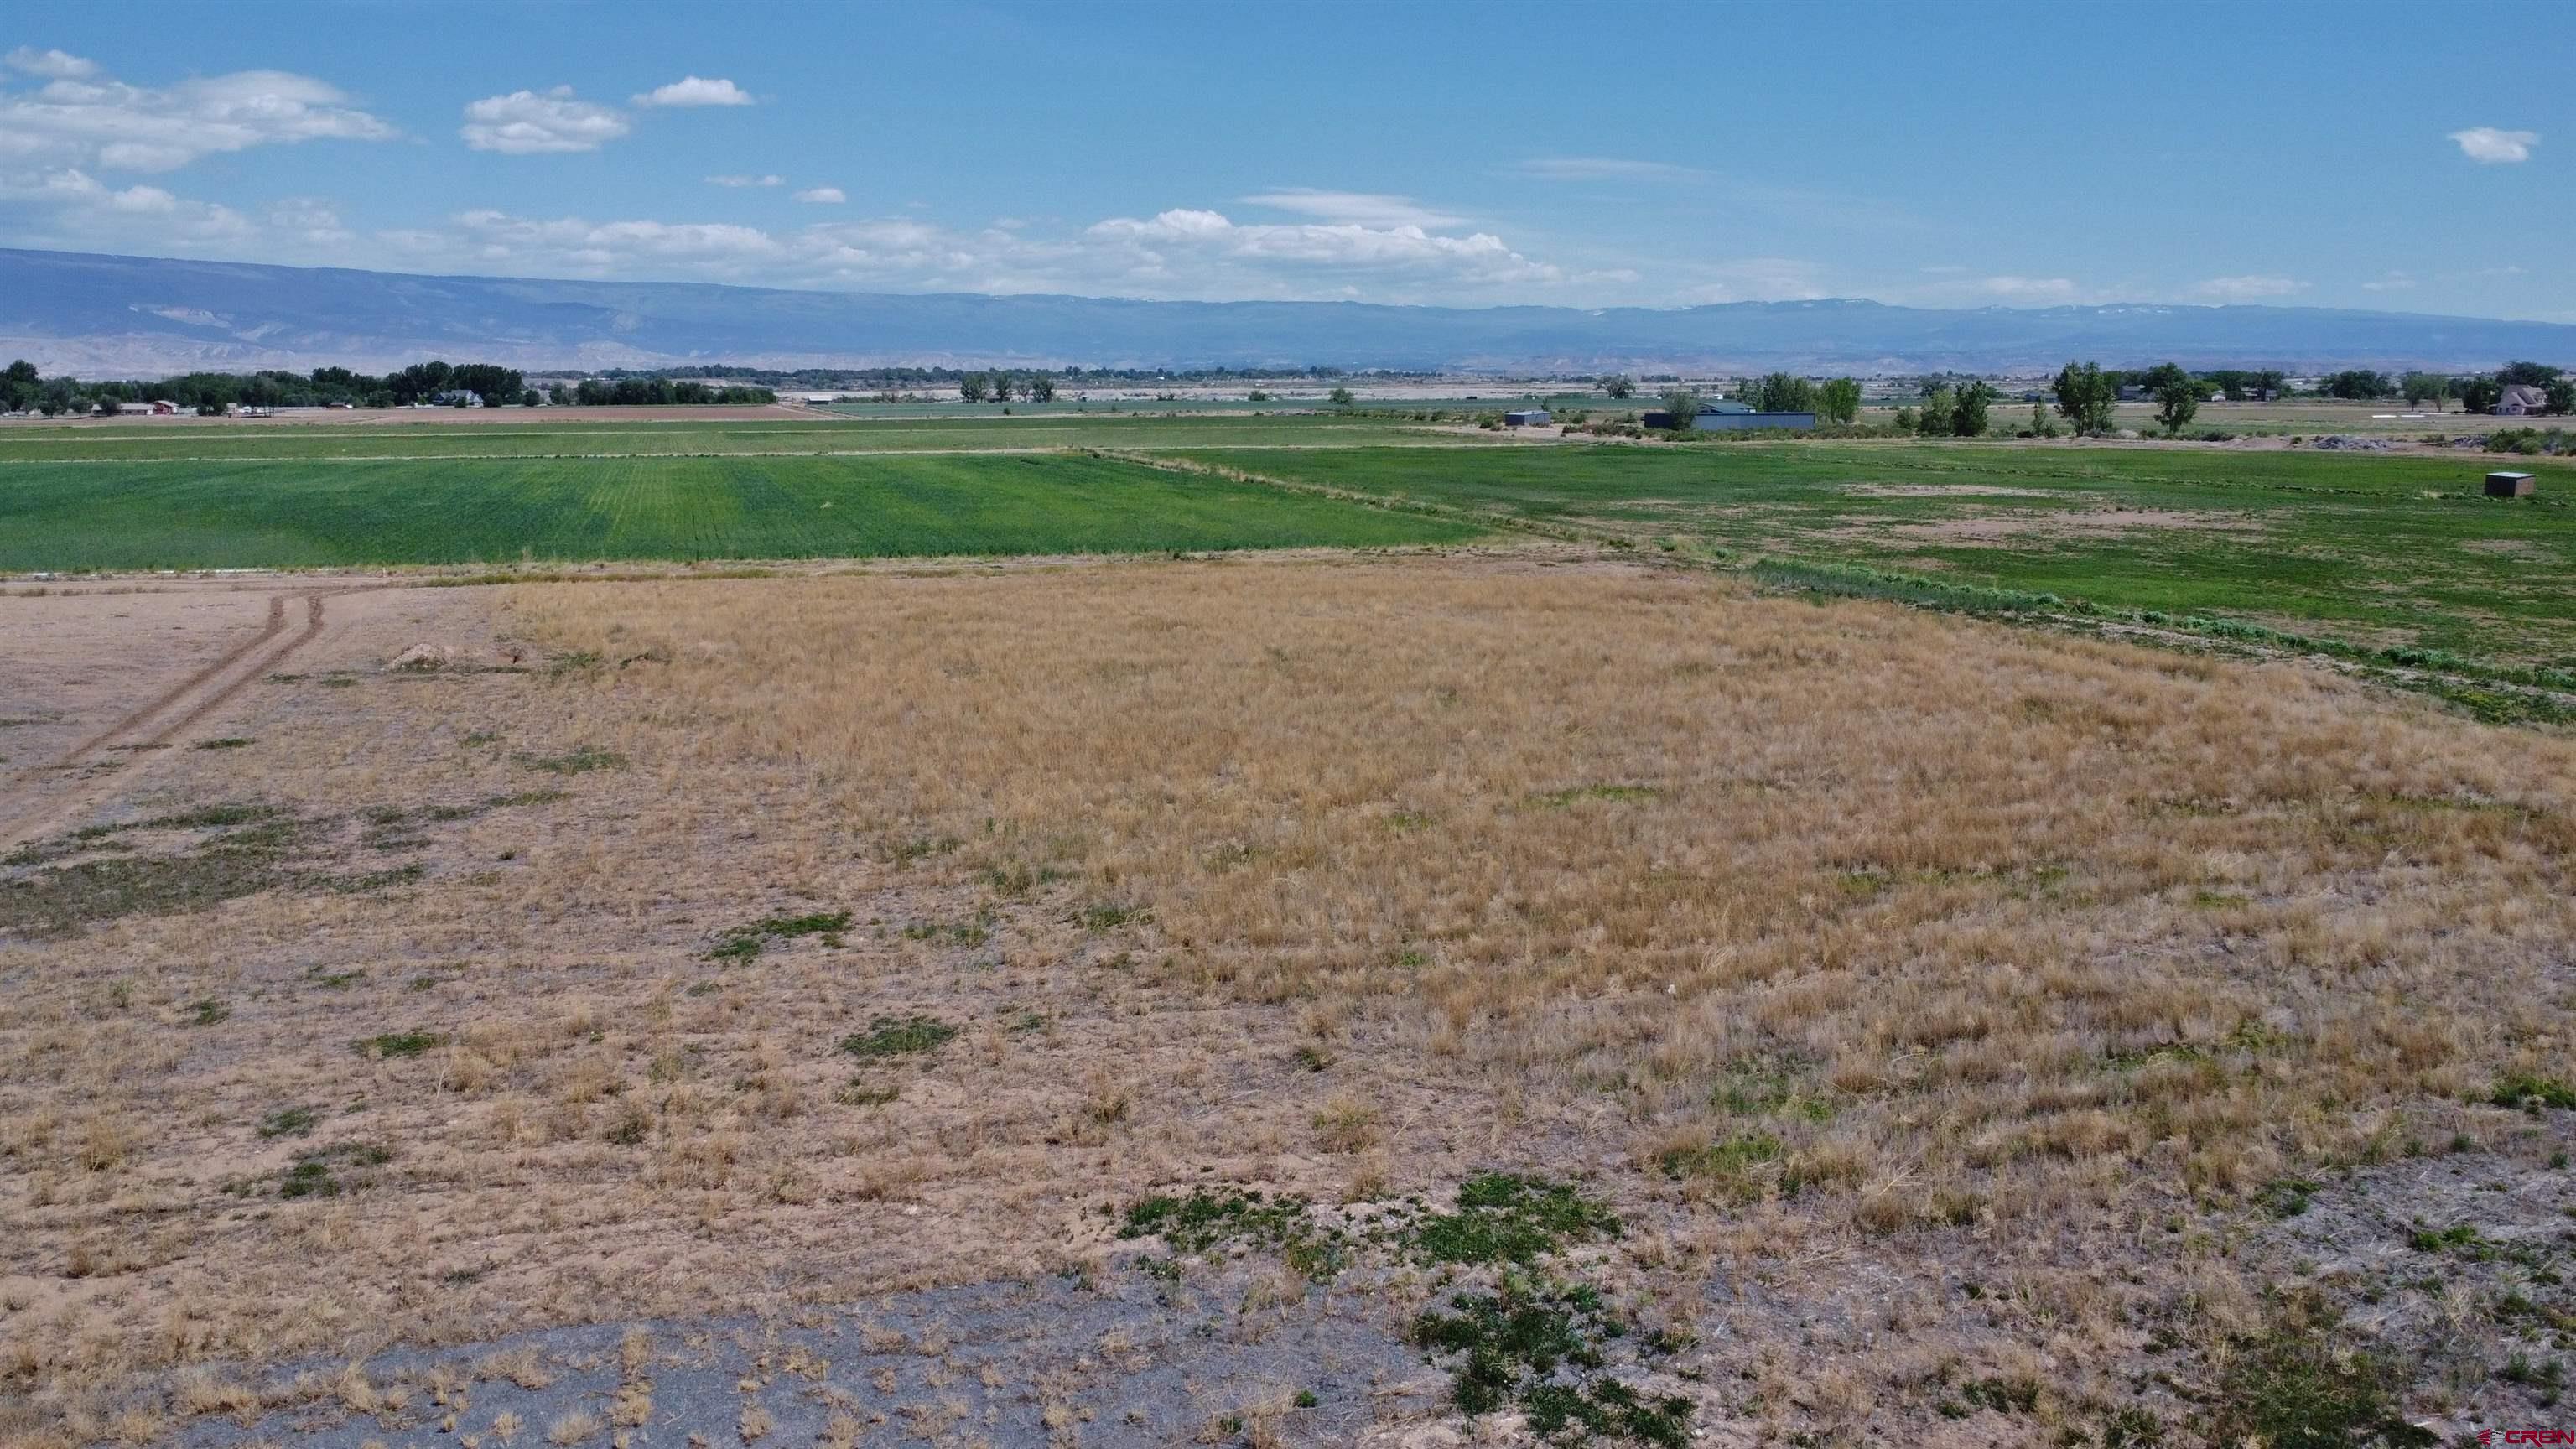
{"left": 955, "top": 371, "right": 1058, "bottom": 403}
{"left": 0, "top": 360, "right": 777, "bottom": 414}
{"left": 2, "top": 359, "right": 531, "bottom": 414}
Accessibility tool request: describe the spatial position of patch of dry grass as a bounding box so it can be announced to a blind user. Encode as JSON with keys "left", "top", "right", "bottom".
{"left": 3, "top": 552, "right": 2571, "bottom": 1441}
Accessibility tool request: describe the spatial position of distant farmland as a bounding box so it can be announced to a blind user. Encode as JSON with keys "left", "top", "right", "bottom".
{"left": 0, "top": 448, "right": 1478, "bottom": 569}
{"left": 1168, "top": 442, "right": 2576, "bottom": 673}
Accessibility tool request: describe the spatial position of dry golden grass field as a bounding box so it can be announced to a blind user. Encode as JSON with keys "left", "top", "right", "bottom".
{"left": 4, "top": 549, "right": 2574, "bottom": 1447}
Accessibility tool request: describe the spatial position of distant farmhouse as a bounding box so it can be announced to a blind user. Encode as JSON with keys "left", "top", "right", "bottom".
{"left": 2494, "top": 384, "right": 2550, "bottom": 417}
{"left": 1503, "top": 408, "right": 1550, "bottom": 427}
{"left": 1641, "top": 399, "right": 1817, "bottom": 431}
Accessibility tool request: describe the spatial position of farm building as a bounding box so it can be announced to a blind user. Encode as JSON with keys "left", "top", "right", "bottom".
{"left": 1503, "top": 409, "right": 1550, "bottom": 427}
{"left": 2493, "top": 385, "right": 2550, "bottom": 417}
{"left": 1688, "top": 399, "right": 1815, "bottom": 432}
{"left": 2488, "top": 470, "right": 2537, "bottom": 497}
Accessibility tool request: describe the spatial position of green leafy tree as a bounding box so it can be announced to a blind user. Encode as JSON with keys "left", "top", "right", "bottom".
{"left": 2028, "top": 400, "right": 2059, "bottom": 438}
{"left": 1815, "top": 377, "right": 1861, "bottom": 426}
{"left": 1, "top": 358, "right": 37, "bottom": 413}
{"left": 989, "top": 371, "right": 1015, "bottom": 402}
{"left": 2052, "top": 361, "right": 2116, "bottom": 435}
{"left": 1949, "top": 380, "right": 1996, "bottom": 436}
{"left": 1601, "top": 374, "right": 1634, "bottom": 400}
{"left": 1657, "top": 388, "right": 1699, "bottom": 427}
{"left": 1328, "top": 386, "right": 1353, "bottom": 407}
{"left": 958, "top": 372, "right": 989, "bottom": 402}
{"left": 2457, "top": 377, "right": 2501, "bottom": 413}
{"left": 1753, "top": 372, "right": 1819, "bottom": 414}
{"left": 2321, "top": 369, "right": 2392, "bottom": 401}
{"left": 1028, "top": 375, "right": 1056, "bottom": 402}
{"left": 2547, "top": 378, "right": 2575, "bottom": 415}
{"left": 1917, "top": 387, "right": 1955, "bottom": 437}
{"left": 2499, "top": 361, "right": 2563, "bottom": 387}
{"left": 2400, "top": 372, "right": 2451, "bottom": 409}
{"left": 2141, "top": 362, "right": 2199, "bottom": 434}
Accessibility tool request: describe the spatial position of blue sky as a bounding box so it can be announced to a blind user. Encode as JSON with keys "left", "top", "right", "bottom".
{"left": 0, "top": 1, "right": 2565, "bottom": 319}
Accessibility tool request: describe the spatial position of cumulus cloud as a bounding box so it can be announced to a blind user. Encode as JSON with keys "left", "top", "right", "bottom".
{"left": 0, "top": 165, "right": 252, "bottom": 247}
{"left": 2192, "top": 274, "right": 2304, "bottom": 300}
{"left": 460, "top": 86, "right": 629, "bottom": 153}
{"left": 4, "top": 47, "right": 98, "bottom": 80}
{"left": 267, "top": 197, "right": 352, "bottom": 247}
{"left": 633, "top": 75, "right": 752, "bottom": 108}
{"left": 2449, "top": 127, "right": 2537, "bottom": 164}
{"left": 1977, "top": 275, "right": 2079, "bottom": 300}
{"left": 1239, "top": 188, "right": 1466, "bottom": 228}
{"left": 0, "top": 56, "right": 393, "bottom": 171}
{"left": 1084, "top": 207, "right": 1559, "bottom": 286}
{"left": 706, "top": 173, "right": 782, "bottom": 188}
{"left": 373, "top": 198, "right": 1572, "bottom": 302}
{"left": 792, "top": 186, "right": 845, "bottom": 204}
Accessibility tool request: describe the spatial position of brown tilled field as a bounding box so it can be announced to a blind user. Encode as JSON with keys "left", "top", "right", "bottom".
{"left": 4, "top": 551, "right": 2573, "bottom": 1447}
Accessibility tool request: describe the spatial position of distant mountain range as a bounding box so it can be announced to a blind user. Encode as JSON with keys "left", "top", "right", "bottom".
{"left": 4, "top": 247, "right": 2572, "bottom": 377}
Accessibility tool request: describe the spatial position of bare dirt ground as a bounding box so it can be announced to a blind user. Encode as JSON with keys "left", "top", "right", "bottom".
{"left": 4, "top": 552, "right": 2573, "bottom": 1447}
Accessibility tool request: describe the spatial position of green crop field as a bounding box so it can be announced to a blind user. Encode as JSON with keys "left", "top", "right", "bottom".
{"left": 0, "top": 411, "right": 1455, "bottom": 463}
{"left": 1170, "top": 442, "right": 2576, "bottom": 671}
{"left": 0, "top": 449, "right": 1478, "bottom": 570}
{"left": 8, "top": 412, "right": 2571, "bottom": 702}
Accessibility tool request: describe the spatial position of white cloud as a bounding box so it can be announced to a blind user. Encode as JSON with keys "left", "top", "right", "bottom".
{"left": 2191, "top": 274, "right": 2305, "bottom": 300}
{"left": 267, "top": 197, "right": 352, "bottom": 247}
{"left": 1084, "top": 207, "right": 1558, "bottom": 285}
{"left": 1672, "top": 257, "right": 1830, "bottom": 303}
{"left": 2449, "top": 127, "right": 2537, "bottom": 164}
{"left": 706, "top": 173, "right": 782, "bottom": 188}
{"left": 633, "top": 75, "right": 752, "bottom": 108}
{"left": 460, "top": 87, "right": 629, "bottom": 153}
{"left": 792, "top": 186, "right": 845, "bottom": 204}
{"left": 4, "top": 47, "right": 98, "bottom": 80}
{"left": 2360, "top": 271, "right": 2415, "bottom": 292}
{"left": 1239, "top": 188, "right": 1466, "bottom": 228}
{"left": 1514, "top": 156, "right": 1701, "bottom": 182}
{"left": 365, "top": 198, "right": 1572, "bottom": 302}
{"left": 1977, "top": 275, "right": 2078, "bottom": 300}
{"left": 0, "top": 60, "right": 393, "bottom": 172}
{"left": 0, "top": 165, "right": 252, "bottom": 247}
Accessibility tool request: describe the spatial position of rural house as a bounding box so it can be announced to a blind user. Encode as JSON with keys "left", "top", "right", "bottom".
{"left": 2493, "top": 384, "right": 2550, "bottom": 417}
{"left": 1504, "top": 408, "right": 1550, "bottom": 427}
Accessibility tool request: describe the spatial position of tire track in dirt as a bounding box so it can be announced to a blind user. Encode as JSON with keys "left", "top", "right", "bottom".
{"left": 55, "top": 595, "right": 286, "bottom": 761}
{"left": 0, "top": 590, "right": 349, "bottom": 853}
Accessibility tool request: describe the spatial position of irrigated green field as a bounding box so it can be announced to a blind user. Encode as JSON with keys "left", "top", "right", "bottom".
{"left": 0, "top": 412, "right": 1445, "bottom": 462}
{"left": 0, "top": 448, "right": 1477, "bottom": 569}
{"left": 1170, "top": 442, "right": 2576, "bottom": 672}
{"left": 8, "top": 414, "right": 2570, "bottom": 704}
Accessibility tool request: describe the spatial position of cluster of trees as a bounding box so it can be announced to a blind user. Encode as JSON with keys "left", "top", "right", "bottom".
{"left": 553, "top": 378, "right": 774, "bottom": 406}
{"left": 2189, "top": 369, "right": 2289, "bottom": 402}
{"left": 1733, "top": 373, "right": 1863, "bottom": 424}
{"left": 955, "top": 371, "right": 1059, "bottom": 403}
{"left": 1, "top": 358, "right": 534, "bottom": 414}
{"left": 1631, "top": 374, "right": 1863, "bottom": 428}
{"left": 1898, "top": 380, "right": 1998, "bottom": 437}
{"left": 2051, "top": 360, "right": 2202, "bottom": 434}
{"left": 2393, "top": 362, "right": 2571, "bottom": 414}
